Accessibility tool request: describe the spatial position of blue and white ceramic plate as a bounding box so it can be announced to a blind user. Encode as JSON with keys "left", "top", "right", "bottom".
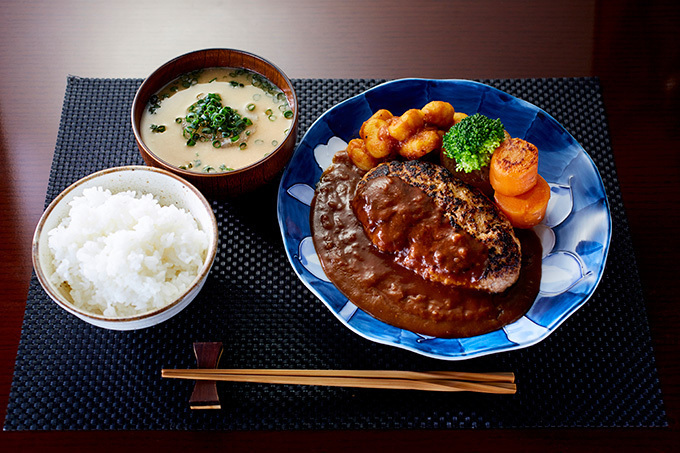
{"left": 277, "top": 79, "right": 611, "bottom": 360}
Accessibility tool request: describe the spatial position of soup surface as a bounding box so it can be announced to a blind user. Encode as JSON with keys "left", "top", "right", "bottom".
{"left": 141, "top": 67, "right": 293, "bottom": 173}
{"left": 311, "top": 150, "right": 542, "bottom": 338}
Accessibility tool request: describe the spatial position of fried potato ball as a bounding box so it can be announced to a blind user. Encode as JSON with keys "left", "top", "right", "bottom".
{"left": 360, "top": 113, "right": 397, "bottom": 159}
{"left": 452, "top": 111, "right": 468, "bottom": 124}
{"left": 349, "top": 102, "right": 461, "bottom": 170}
{"left": 346, "top": 138, "right": 381, "bottom": 171}
{"left": 360, "top": 109, "right": 393, "bottom": 138}
{"left": 387, "top": 109, "right": 425, "bottom": 142}
{"left": 369, "top": 109, "right": 393, "bottom": 122}
{"left": 421, "top": 101, "right": 455, "bottom": 129}
{"left": 399, "top": 128, "right": 443, "bottom": 160}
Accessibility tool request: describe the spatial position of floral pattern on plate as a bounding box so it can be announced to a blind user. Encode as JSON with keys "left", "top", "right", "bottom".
{"left": 277, "top": 79, "right": 611, "bottom": 360}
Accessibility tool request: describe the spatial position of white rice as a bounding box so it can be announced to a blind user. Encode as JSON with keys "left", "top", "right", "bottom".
{"left": 47, "top": 186, "right": 209, "bottom": 317}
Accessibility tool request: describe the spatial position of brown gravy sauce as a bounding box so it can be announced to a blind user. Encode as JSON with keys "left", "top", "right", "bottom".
{"left": 311, "top": 150, "right": 542, "bottom": 338}
{"left": 352, "top": 174, "right": 489, "bottom": 287}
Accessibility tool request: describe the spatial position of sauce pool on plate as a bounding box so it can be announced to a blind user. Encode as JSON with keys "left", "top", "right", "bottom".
{"left": 311, "top": 150, "right": 542, "bottom": 338}
{"left": 141, "top": 67, "right": 293, "bottom": 173}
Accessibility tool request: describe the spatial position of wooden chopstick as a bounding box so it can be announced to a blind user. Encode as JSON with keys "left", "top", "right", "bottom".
{"left": 163, "top": 368, "right": 514, "bottom": 382}
{"left": 161, "top": 369, "right": 516, "bottom": 394}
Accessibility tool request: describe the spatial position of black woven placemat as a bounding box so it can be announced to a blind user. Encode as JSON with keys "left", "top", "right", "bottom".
{"left": 4, "top": 76, "right": 667, "bottom": 430}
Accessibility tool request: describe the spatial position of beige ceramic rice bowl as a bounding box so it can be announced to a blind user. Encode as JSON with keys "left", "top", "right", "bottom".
{"left": 32, "top": 166, "right": 218, "bottom": 330}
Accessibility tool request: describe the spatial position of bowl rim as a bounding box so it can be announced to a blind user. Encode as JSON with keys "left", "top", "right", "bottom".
{"left": 31, "top": 165, "right": 219, "bottom": 323}
{"left": 130, "top": 47, "right": 299, "bottom": 178}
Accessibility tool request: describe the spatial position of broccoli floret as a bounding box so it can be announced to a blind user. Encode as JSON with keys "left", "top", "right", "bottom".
{"left": 442, "top": 113, "right": 506, "bottom": 173}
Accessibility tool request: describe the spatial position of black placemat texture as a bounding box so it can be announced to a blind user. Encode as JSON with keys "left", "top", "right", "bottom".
{"left": 3, "top": 76, "right": 667, "bottom": 430}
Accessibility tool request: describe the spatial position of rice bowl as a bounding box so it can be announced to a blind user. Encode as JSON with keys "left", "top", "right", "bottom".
{"left": 32, "top": 166, "right": 218, "bottom": 330}
{"left": 47, "top": 187, "right": 209, "bottom": 317}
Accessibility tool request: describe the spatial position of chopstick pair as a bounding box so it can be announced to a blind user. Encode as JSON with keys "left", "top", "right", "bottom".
{"left": 161, "top": 368, "right": 517, "bottom": 394}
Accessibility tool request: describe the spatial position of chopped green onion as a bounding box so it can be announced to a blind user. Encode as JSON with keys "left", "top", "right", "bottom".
{"left": 268, "top": 114, "right": 276, "bottom": 121}
{"left": 212, "top": 140, "right": 221, "bottom": 148}
{"left": 272, "top": 140, "right": 278, "bottom": 146}
{"left": 177, "top": 93, "right": 253, "bottom": 147}
{"left": 148, "top": 94, "right": 161, "bottom": 114}
{"left": 239, "top": 142, "right": 247, "bottom": 150}
{"left": 150, "top": 124, "right": 166, "bottom": 133}
{"left": 283, "top": 110, "right": 293, "bottom": 119}
{"left": 247, "top": 103, "right": 255, "bottom": 111}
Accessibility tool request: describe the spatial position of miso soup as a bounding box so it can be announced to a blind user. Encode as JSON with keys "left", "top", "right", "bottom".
{"left": 141, "top": 67, "right": 293, "bottom": 173}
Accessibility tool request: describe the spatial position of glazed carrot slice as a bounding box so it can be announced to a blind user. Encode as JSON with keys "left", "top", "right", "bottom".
{"left": 494, "top": 175, "right": 551, "bottom": 229}
{"left": 489, "top": 137, "right": 539, "bottom": 196}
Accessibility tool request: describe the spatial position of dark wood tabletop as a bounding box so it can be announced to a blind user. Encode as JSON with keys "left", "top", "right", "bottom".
{"left": 1, "top": 1, "right": 678, "bottom": 450}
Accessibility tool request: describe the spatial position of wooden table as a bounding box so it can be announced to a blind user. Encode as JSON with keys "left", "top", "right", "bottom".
{"left": 1, "top": 1, "right": 677, "bottom": 450}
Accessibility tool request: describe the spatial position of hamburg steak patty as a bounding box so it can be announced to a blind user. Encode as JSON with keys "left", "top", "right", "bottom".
{"left": 352, "top": 160, "right": 521, "bottom": 293}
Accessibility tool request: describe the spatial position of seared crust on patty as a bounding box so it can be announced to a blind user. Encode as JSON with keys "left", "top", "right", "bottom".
{"left": 356, "top": 160, "right": 521, "bottom": 293}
